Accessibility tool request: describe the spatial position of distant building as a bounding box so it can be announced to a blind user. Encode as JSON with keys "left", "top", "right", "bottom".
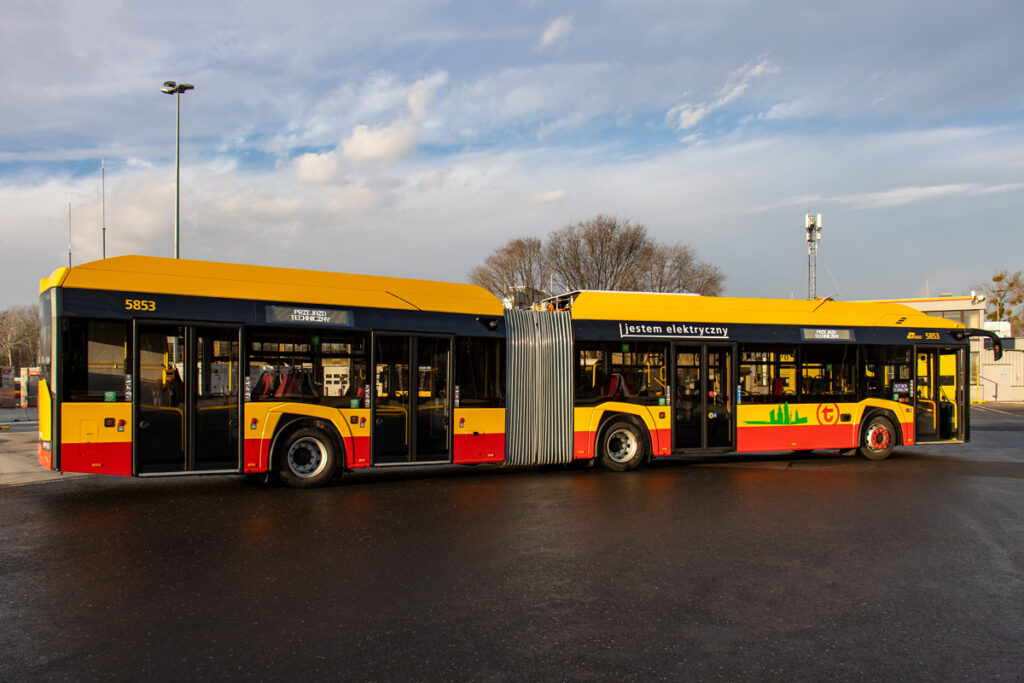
{"left": 874, "top": 295, "right": 1022, "bottom": 402}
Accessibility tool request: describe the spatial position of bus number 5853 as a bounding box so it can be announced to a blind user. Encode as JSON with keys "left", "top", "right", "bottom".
{"left": 125, "top": 299, "right": 156, "bottom": 311}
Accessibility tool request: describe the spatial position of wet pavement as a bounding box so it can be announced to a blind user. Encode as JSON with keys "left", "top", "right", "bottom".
{"left": 2, "top": 405, "right": 1023, "bottom": 680}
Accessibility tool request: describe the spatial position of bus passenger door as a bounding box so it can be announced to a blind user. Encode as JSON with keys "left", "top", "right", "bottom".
{"left": 135, "top": 323, "right": 242, "bottom": 474}
{"left": 672, "top": 344, "right": 735, "bottom": 452}
{"left": 706, "top": 346, "right": 734, "bottom": 449}
{"left": 372, "top": 336, "right": 410, "bottom": 463}
{"left": 915, "top": 347, "right": 964, "bottom": 443}
{"left": 372, "top": 334, "right": 452, "bottom": 465}
{"left": 193, "top": 327, "right": 241, "bottom": 471}
{"left": 674, "top": 346, "right": 703, "bottom": 449}
{"left": 136, "top": 324, "right": 187, "bottom": 473}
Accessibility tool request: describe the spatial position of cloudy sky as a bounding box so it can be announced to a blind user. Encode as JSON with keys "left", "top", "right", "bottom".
{"left": 2, "top": 0, "right": 1022, "bottom": 309}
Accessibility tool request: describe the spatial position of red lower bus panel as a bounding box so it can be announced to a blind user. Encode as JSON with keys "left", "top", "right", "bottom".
{"left": 60, "top": 442, "right": 132, "bottom": 476}
{"left": 737, "top": 424, "right": 858, "bottom": 452}
{"left": 346, "top": 435, "right": 370, "bottom": 468}
{"left": 651, "top": 427, "right": 672, "bottom": 456}
{"left": 453, "top": 432, "right": 505, "bottom": 464}
{"left": 243, "top": 438, "right": 271, "bottom": 473}
{"left": 38, "top": 444, "right": 53, "bottom": 470}
{"left": 573, "top": 430, "right": 595, "bottom": 460}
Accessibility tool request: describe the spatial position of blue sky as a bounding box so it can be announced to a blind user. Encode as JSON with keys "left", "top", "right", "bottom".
{"left": 2, "top": 0, "right": 1023, "bottom": 308}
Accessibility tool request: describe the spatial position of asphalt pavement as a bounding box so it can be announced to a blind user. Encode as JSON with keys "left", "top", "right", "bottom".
{"left": 0, "top": 407, "right": 74, "bottom": 486}
{"left": 2, "top": 404, "right": 1024, "bottom": 680}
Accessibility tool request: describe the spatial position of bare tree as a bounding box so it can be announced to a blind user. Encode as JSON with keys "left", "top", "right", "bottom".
{"left": 0, "top": 305, "right": 40, "bottom": 368}
{"left": 469, "top": 237, "right": 551, "bottom": 306}
{"left": 470, "top": 215, "right": 725, "bottom": 306}
{"left": 975, "top": 269, "right": 1024, "bottom": 333}
{"left": 637, "top": 242, "right": 724, "bottom": 296}
{"left": 546, "top": 215, "right": 653, "bottom": 292}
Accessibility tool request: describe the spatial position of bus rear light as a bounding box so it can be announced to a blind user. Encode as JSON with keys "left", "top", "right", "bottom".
{"left": 459, "top": 418, "right": 465, "bottom": 428}
{"left": 250, "top": 418, "right": 258, "bottom": 430}
{"left": 359, "top": 417, "right": 366, "bottom": 428}
{"left": 117, "top": 419, "right": 126, "bottom": 432}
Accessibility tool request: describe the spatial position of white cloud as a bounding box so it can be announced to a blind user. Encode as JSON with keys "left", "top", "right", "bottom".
{"left": 760, "top": 99, "right": 817, "bottom": 121}
{"left": 668, "top": 55, "right": 781, "bottom": 130}
{"left": 338, "top": 79, "right": 442, "bottom": 165}
{"left": 416, "top": 168, "right": 449, "bottom": 191}
{"left": 531, "top": 189, "right": 567, "bottom": 202}
{"left": 538, "top": 16, "right": 573, "bottom": 50}
{"left": 667, "top": 103, "right": 712, "bottom": 130}
{"left": 342, "top": 121, "right": 419, "bottom": 164}
{"left": 835, "top": 182, "right": 1024, "bottom": 209}
{"left": 294, "top": 149, "right": 341, "bottom": 184}
{"left": 536, "top": 112, "right": 587, "bottom": 140}
{"left": 407, "top": 84, "right": 435, "bottom": 121}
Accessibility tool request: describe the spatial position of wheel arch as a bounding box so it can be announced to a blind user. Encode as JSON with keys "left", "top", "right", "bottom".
{"left": 859, "top": 407, "right": 904, "bottom": 447}
{"left": 268, "top": 413, "right": 347, "bottom": 472}
{"left": 596, "top": 410, "right": 653, "bottom": 464}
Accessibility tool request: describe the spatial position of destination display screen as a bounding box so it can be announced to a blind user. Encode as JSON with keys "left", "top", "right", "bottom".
{"left": 265, "top": 305, "right": 353, "bottom": 326}
{"left": 801, "top": 328, "right": 855, "bottom": 341}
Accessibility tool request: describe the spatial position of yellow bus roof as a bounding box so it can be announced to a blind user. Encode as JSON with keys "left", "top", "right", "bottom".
{"left": 566, "top": 291, "right": 962, "bottom": 329}
{"left": 41, "top": 255, "right": 503, "bottom": 316}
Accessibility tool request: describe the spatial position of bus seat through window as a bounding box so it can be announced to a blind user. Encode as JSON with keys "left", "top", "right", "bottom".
{"left": 275, "top": 369, "right": 319, "bottom": 398}
{"left": 251, "top": 371, "right": 279, "bottom": 399}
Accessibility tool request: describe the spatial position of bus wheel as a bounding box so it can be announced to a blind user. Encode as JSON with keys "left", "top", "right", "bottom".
{"left": 598, "top": 419, "right": 647, "bottom": 472}
{"left": 859, "top": 415, "right": 896, "bottom": 461}
{"left": 278, "top": 427, "right": 338, "bottom": 487}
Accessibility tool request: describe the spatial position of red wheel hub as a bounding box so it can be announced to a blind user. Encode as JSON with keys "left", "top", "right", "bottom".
{"left": 868, "top": 425, "right": 891, "bottom": 450}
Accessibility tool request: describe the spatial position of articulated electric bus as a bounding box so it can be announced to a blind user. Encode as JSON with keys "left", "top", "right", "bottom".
{"left": 37, "top": 256, "right": 999, "bottom": 487}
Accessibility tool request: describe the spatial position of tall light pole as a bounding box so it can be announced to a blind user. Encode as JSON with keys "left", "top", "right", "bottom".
{"left": 101, "top": 158, "right": 106, "bottom": 259}
{"left": 805, "top": 212, "right": 822, "bottom": 299}
{"left": 160, "top": 80, "right": 194, "bottom": 259}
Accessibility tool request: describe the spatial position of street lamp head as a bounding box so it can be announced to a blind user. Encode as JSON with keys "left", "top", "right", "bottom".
{"left": 160, "top": 81, "right": 195, "bottom": 94}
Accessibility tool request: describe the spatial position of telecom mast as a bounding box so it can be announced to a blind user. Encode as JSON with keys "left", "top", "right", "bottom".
{"left": 805, "top": 212, "right": 822, "bottom": 299}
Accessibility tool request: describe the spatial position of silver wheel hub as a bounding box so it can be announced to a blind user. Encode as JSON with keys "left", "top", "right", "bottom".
{"left": 605, "top": 428, "right": 638, "bottom": 463}
{"left": 287, "top": 437, "right": 328, "bottom": 478}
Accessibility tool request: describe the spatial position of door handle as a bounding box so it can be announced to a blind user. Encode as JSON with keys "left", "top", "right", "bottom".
{"left": 228, "top": 419, "right": 238, "bottom": 428}
{"left": 375, "top": 417, "right": 383, "bottom": 426}
{"left": 139, "top": 419, "right": 150, "bottom": 430}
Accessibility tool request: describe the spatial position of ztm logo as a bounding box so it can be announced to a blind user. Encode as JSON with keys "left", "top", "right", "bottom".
{"left": 816, "top": 403, "right": 840, "bottom": 425}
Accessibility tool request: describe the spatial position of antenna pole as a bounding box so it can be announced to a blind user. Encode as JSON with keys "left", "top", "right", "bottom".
{"left": 805, "top": 212, "right": 822, "bottom": 299}
{"left": 67, "top": 194, "right": 72, "bottom": 267}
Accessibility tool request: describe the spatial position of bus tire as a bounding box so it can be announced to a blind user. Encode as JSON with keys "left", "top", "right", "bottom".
{"left": 598, "top": 419, "right": 647, "bottom": 472}
{"left": 277, "top": 426, "right": 339, "bottom": 488}
{"left": 859, "top": 415, "right": 896, "bottom": 461}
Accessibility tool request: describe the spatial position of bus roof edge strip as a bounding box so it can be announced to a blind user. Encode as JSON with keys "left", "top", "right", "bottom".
{"left": 40, "top": 267, "right": 71, "bottom": 294}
